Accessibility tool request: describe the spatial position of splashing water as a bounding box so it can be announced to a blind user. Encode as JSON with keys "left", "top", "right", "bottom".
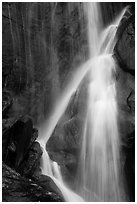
{"left": 78, "top": 56, "right": 121, "bottom": 201}
{"left": 39, "top": 139, "right": 84, "bottom": 202}
{"left": 38, "top": 2, "right": 127, "bottom": 202}
{"left": 76, "top": 3, "right": 126, "bottom": 201}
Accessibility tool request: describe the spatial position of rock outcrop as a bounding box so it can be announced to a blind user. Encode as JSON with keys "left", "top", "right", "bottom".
{"left": 2, "top": 2, "right": 135, "bottom": 202}
{"left": 2, "top": 162, "right": 64, "bottom": 202}
{"left": 115, "top": 6, "right": 135, "bottom": 74}
{"left": 2, "top": 116, "right": 64, "bottom": 201}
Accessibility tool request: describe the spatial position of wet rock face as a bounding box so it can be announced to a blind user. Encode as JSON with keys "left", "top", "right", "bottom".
{"left": 46, "top": 3, "right": 135, "bottom": 197}
{"left": 123, "top": 131, "right": 135, "bottom": 202}
{"left": 46, "top": 116, "right": 82, "bottom": 184}
{"left": 2, "top": 115, "right": 42, "bottom": 176}
{"left": 34, "top": 174, "right": 64, "bottom": 200}
{"left": 114, "top": 6, "right": 135, "bottom": 138}
{"left": 46, "top": 87, "right": 87, "bottom": 185}
{"left": 18, "top": 141, "right": 43, "bottom": 178}
{"left": 2, "top": 116, "right": 64, "bottom": 201}
{"left": 115, "top": 8, "right": 135, "bottom": 74}
{"left": 2, "top": 2, "right": 87, "bottom": 124}
{"left": 2, "top": 91, "right": 13, "bottom": 119}
{"left": 116, "top": 67, "right": 134, "bottom": 135}
{"left": 3, "top": 117, "right": 34, "bottom": 169}
{"left": 2, "top": 2, "right": 135, "bottom": 201}
{"left": 114, "top": 6, "right": 135, "bottom": 201}
{"left": 2, "top": 116, "right": 44, "bottom": 179}
{"left": 2, "top": 163, "right": 64, "bottom": 202}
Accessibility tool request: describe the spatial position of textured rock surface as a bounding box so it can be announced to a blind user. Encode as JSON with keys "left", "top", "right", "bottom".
{"left": 115, "top": 7, "right": 135, "bottom": 74}
{"left": 116, "top": 65, "right": 135, "bottom": 127}
{"left": 122, "top": 131, "right": 135, "bottom": 202}
{"left": 2, "top": 116, "right": 64, "bottom": 201}
{"left": 46, "top": 89, "right": 87, "bottom": 185}
{"left": 18, "top": 141, "right": 43, "bottom": 177}
{"left": 3, "top": 116, "right": 34, "bottom": 168}
{"left": 2, "top": 91, "right": 13, "bottom": 119}
{"left": 114, "top": 6, "right": 135, "bottom": 138}
{"left": 114, "top": 6, "right": 135, "bottom": 201}
{"left": 2, "top": 162, "right": 64, "bottom": 202}
{"left": 2, "top": 115, "right": 44, "bottom": 180}
{"left": 2, "top": 2, "right": 135, "bottom": 201}
{"left": 33, "top": 174, "right": 64, "bottom": 200}
{"left": 46, "top": 4, "right": 135, "bottom": 197}
{"left": 2, "top": 2, "right": 87, "bottom": 125}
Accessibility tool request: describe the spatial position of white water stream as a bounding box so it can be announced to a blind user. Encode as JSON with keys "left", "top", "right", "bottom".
{"left": 38, "top": 3, "right": 127, "bottom": 202}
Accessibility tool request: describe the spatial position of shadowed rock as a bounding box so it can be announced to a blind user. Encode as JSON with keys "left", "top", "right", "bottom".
{"left": 18, "top": 141, "right": 42, "bottom": 178}
{"left": 115, "top": 6, "right": 135, "bottom": 74}
{"left": 3, "top": 117, "right": 33, "bottom": 169}
{"left": 2, "top": 91, "right": 13, "bottom": 119}
{"left": 2, "top": 116, "right": 39, "bottom": 172}
{"left": 2, "top": 162, "right": 64, "bottom": 202}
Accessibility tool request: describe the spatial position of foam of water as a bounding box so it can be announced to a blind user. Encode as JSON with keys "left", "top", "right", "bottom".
{"left": 76, "top": 3, "right": 126, "bottom": 202}
{"left": 38, "top": 2, "right": 127, "bottom": 202}
{"left": 78, "top": 56, "right": 121, "bottom": 201}
{"left": 39, "top": 139, "right": 84, "bottom": 202}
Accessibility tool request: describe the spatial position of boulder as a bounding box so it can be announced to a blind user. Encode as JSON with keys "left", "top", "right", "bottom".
{"left": 46, "top": 116, "right": 83, "bottom": 186}
{"left": 33, "top": 174, "right": 64, "bottom": 200}
{"left": 2, "top": 162, "right": 64, "bottom": 202}
{"left": 18, "top": 141, "right": 43, "bottom": 178}
{"left": 47, "top": 116, "right": 82, "bottom": 156}
{"left": 3, "top": 116, "right": 37, "bottom": 170}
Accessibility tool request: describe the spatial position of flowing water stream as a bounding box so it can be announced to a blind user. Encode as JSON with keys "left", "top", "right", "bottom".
{"left": 38, "top": 2, "right": 127, "bottom": 202}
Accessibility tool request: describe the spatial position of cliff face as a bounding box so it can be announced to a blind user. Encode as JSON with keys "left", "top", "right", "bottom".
{"left": 2, "top": 3, "right": 87, "bottom": 201}
{"left": 2, "top": 2, "right": 135, "bottom": 202}
{"left": 115, "top": 9, "right": 135, "bottom": 201}
{"left": 2, "top": 2, "right": 87, "bottom": 125}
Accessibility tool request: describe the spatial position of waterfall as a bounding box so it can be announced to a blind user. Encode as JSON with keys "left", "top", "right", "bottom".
{"left": 38, "top": 2, "right": 127, "bottom": 202}
{"left": 76, "top": 3, "right": 126, "bottom": 201}
{"left": 38, "top": 139, "right": 84, "bottom": 202}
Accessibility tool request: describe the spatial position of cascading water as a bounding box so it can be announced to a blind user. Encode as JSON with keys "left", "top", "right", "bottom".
{"left": 38, "top": 2, "right": 127, "bottom": 202}
{"left": 76, "top": 3, "right": 127, "bottom": 202}
{"left": 38, "top": 140, "right": 84, "bottom": 202}
{"left": 38, "top": 58, "right": 94, "bottom": 202}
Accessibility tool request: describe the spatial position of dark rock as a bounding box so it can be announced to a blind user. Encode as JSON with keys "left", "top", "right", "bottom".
{"left": 46, "top": 84, "right": 87, "bottom": 185}
{"left": 19, "top": 141, "right": 43, "bottom": 178}
{"left": 3, "top": 116, "right": 35, "bottom": 170}
{"left": 116, "top": 65, "right": 135, "bottom": 139}
{"left": 2, "top": 116, "right": 20, "bottom": 131}
{"left": 65, "top": 91, "right": 79, "bottom": 118}
{"left": 2, "top": 2, "right": 87, "bottom": 124}
{"left": 114, "top": 8, "right": 135, "bottom": 199}
{"left": 2, "top": 162, "right": 63, "bottom": 202}
{"left": 127, "top": 90, "right": 135, "bottom": 114}
{"left": 100, "top": 3, "right": 134, "bottom": 27}
{"left": 33, "top": 174, "right": 64, "bottom": 200}
{"left": 47, "top": 116, "right": 82, "bottom": 154}
{"left": 2, "top": 115, "right": 26, "bottom": 161}
{"left": 30, "top": 128, "right": 39, "bottom": 147}
{"left": 2, "top": 127, "right": 11, "bottom": 162}
{"left": 2, "top": 115, "right": 22, "bottom": 161}
{"left": 2, "top": 91, "right": 13, "bottom": 119}
{"left": 122, "top": 131, "right": 135, "bottom": 201}
{"left": 115, "top": 7, "right": 135, "bottom": 74}
{"left": 46, "top": 116, "right": 83, "bottom": 185}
